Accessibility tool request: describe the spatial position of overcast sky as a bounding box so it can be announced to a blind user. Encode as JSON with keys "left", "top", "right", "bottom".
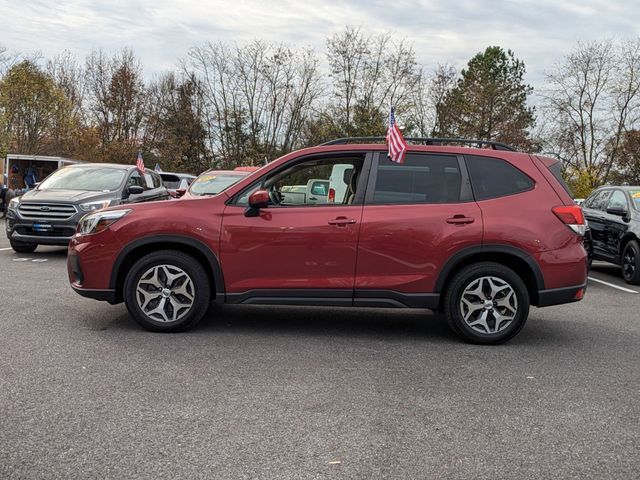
{"left": 2, "top": 0, "right": 639, "bottom": 88}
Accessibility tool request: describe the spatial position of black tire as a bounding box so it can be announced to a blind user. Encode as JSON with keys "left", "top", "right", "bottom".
{"left": 443, "top": 262, "right": 530, "bottom": 345}
{"left": 10, "top": 239, "right": 38, "bottom": 254}
{"left": 621, "top": 240, "right": 640, "bottom": 285}
{"left": 123, "top": 249, "right": 211, "bottom": 332}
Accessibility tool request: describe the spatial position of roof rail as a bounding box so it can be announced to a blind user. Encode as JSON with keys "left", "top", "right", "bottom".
{"left": 321, "top": 136, "right": 516, "bottom": 152}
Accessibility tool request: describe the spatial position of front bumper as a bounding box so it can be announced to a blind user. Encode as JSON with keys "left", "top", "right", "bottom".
{"left": 68, "top": 228, "right": 124, "bottom": 303}
{"left": 70, "top": 283, "right": 117, "bottom": 303}
{"left": 6, "top": 208, "right": 82, "bottom": 245}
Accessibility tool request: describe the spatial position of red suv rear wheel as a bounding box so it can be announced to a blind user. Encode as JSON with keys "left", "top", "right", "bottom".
{"left": 443, "top": 262, "right": 530, "bottom": 344}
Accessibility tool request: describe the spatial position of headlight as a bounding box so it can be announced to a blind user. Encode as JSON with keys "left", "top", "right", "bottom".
{"left": 8, "top": 197, "right": 19, "bottom": 210}
{"left": 78, "top": 209, "right": 131, "bottom": 235}
{"left": 79, "top": 200, "right": 111, "bottom": 212}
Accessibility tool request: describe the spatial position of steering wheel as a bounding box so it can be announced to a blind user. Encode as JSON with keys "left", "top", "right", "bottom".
{"left": 268, "top": 189, "right": 282, "bottom": 206}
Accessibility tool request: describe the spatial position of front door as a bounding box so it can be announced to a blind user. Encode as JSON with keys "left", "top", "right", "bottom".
{"left": 220, "top": 153, "right": 370, "bottom": 303}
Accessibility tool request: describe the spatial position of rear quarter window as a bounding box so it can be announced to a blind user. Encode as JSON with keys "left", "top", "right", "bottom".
{"left": 465, "top": 155, "right": 534, "bottom": 200}
{"left": 585, "top": 189, "right": 612, "bottom": 211}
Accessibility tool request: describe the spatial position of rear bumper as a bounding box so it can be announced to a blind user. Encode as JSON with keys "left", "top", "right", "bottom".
{"left": 536, "top": 281, "right": 587, "bottom": 307}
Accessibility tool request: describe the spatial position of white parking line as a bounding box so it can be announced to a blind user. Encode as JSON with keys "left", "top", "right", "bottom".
{"left": 588, "top": 276, "right": 639, "bottom": 294}
{"left": 0, "top": 247, "right": 13, "bottom": 251}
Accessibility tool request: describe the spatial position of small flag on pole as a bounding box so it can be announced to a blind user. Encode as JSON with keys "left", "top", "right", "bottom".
{"left": 154, "top": 163, "right": 162, "bottom": 173}
{"left": 386, "top": 106, "right": 408, "bottom": 164}
{"left": 136, "top": 150, "right": 145, "bottom": 173}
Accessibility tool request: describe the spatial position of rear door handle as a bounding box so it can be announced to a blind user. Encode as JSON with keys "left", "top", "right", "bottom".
{"left": 328, "top": 217, "right": 356, "bottom": 226}
{"left": 446, "top": 215, "right": 475, "bottom": 225}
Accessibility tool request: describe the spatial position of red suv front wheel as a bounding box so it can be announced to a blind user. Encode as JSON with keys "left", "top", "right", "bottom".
{"left": 123, "top": 250, "right": 211, "bottom": 332}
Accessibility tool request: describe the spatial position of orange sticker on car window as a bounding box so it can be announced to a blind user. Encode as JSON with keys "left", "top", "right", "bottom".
{"left": 632, "top": 192, "right": 640, "bottom": 199}
{"left": 198, "top": 175, "right": 217, "bottom": 182}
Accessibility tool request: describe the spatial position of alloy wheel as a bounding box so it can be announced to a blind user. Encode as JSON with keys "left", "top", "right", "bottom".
{"left": 135, "top": 264, "right": 195, "bottom": 323}
{"left": 459, "top": 276, "right": 518, "bottom": 334}
{"left": 623, "top": 248, "right": 636, "bottom": 280}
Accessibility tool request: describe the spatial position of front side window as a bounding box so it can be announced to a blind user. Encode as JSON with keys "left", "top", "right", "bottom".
{"left": 371, "top": 154, "right": 461, "bottom": 204}
{"left": 237, "top": 156, "right": 364, "bottom": 207}
{"left": 128, "top": 171, "right": 146, "bottom": 189}
{"left": 607, "top": 190, "right": 628, "bottom": 211}
{"left": 466, "top": 155, "right": 534, "bottom": 200}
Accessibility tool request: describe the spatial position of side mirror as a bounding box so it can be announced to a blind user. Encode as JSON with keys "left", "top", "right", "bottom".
{"left": 127, "top": 185, "right": 144, "bottom": 196}
{"left": 175, "top": 188, "right": 187, "bottom": 198}
{"left": 245, "top": 189, "right": 269, "bottom": 217}
{"left": 607, "top": 206, "right": 628, "bottom": 218}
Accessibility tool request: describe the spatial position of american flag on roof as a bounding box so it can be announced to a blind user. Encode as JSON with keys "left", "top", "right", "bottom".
{"left": 386, "top": 106, "right": 408, "bottom": 164}
{"left": 136, "top": 150, "right": 145, "bottom": 173}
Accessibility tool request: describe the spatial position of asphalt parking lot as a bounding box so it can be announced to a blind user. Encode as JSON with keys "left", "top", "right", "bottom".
{"left": 0, "top": 221, "right": 638, "bottom": 479}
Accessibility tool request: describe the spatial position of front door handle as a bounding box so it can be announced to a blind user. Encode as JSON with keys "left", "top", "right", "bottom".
{"left": 446, "top": 215, "right": 475, "bottom": 225}
{"left": 328, "top": 217, "right": 356, "bottom": 226}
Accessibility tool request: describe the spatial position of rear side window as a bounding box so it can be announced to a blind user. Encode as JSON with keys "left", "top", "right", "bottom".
{"left": 372, "top": 153, "right": 461, "bottom": 204}
{"left": 466, "top": 155, "right": 534, "bottom": 200}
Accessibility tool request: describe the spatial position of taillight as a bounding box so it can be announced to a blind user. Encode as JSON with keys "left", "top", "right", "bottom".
{"left": 328, "top": 188, "right": 335, "bottom": 203}
{"left": 552, "top": 205, "right": 586, "bottom": 236}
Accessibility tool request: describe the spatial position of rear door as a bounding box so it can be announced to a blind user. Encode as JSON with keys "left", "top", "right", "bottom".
{"left": 354, "top": 152, "right": 481, "bottom": 300}
{"left": 583, "top": 189, "right": 612, "bottom": 259}
{"left": 602, "top": 189, "right": 631, "bottom": 260}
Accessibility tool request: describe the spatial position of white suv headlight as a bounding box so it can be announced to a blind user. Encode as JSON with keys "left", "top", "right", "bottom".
{"left": 78, "top": 209, "right": 131, "bottom": 235}
{"left": 79, "top": 200, "right": 111, "bottom": 212}
{"left": 8, "top": 197, "right": 19, "bottom": 210}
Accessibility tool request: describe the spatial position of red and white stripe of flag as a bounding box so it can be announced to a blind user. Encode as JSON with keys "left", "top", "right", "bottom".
{"left": 136, "top": 151, "right": 145, "bottom": 173}
{"left": 386, "top": 107, "right": 408, "bottom": 164}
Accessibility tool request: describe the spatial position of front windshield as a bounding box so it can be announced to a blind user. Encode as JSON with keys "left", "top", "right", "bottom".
{"left": 630, "top": 190, "right": 640, "bottom": 210}
{"left": 189, "top": 173, "right": 246, "bottom": 196}
{"left": 39, "top": 167, "right": 127, "bottom": 191}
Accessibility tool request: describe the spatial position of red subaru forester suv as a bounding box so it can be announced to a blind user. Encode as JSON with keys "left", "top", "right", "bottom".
{"left": 68, "top": 139, "right": 588, "bottom": 344}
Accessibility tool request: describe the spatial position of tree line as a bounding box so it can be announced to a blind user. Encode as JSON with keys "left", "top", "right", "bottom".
{"left": 1, "top": 28, "right": 639, "bottom": 196}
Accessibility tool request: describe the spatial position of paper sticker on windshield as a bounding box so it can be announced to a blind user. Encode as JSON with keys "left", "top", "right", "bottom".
{"left": 198, "top": 174, "right": 217, "bottom": 182}
{"left": 632, "top": 191, "right": 640, "bottom": 199}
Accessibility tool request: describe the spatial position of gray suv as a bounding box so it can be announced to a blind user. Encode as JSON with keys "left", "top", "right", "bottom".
{"left": 5, "top": 163, "right": 169, "bottom": 253}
